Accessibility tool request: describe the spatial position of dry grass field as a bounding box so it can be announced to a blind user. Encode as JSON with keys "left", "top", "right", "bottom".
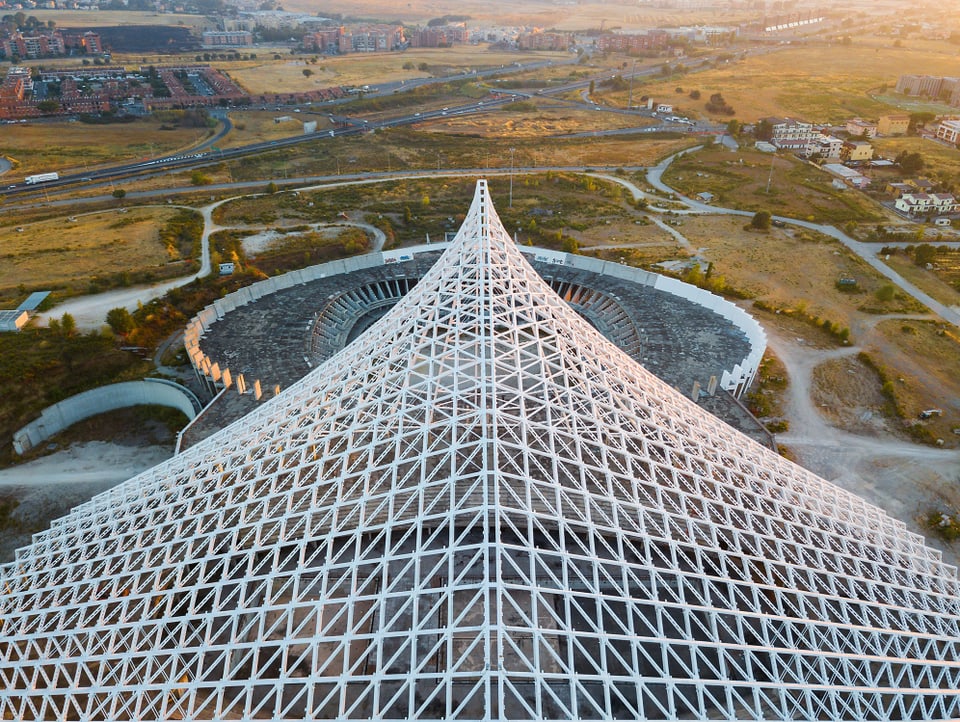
{"left": 0, "top": 119, "right": 209, "bottom": 180}
{"left": 279, "top": 0, "right": 755, "bottom": 29}
{"left": 867, "top": 319, "right": 960, "bottom": 442}
{"left": 26, "top": 9, "right": 206, "bottom": 28}
{"left": 0, "top": 207, "right": 188, "bottom": 299}
{"left": 431, "top": 102, "right": 660, "bottom": 139}
{"left": 224, "top": 128, "right": 695, "bottom": 184}
{"left": 661, "top": 147, "right": 891, "bottom": 224}
{"left": 872, "top": 137, "right": 960, "bottom": 186}
{"left": 675, "top": 215, "right": 921, "bottom": 330}
{"left": 616, "top": 39, "right": 960, "bottom": 123}
{"left": 220, "top": 111, "right": 337, "bottom": 148}
{"left": 222, "top": 47, "right": 571, "bottom": 95}
{"left": 882, "top": 254, "right": 960, "bottom": 311}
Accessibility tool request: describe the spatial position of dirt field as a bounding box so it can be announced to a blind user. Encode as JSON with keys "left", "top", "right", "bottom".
{"left": 621, "top": 39, "right": 960, "bottom": 123}
{"left": 220, "top": 128, "right": 695, "bottom": 185}
{"left": 810, "top": 355, "right": 894, "bottom": 435}
{"left": 0, "top": 207, "right": 187, "bottom": 297}
{"left": 0, "top": 119, "right": 209, "bottom": 180}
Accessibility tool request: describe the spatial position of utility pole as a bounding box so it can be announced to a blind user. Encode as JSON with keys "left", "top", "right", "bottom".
{"left": 627, "top": 59, "right": 636, "bottom": 109}
{"left": 509, "top": 147, "right": 516, "bottom": 208}
{"left": 765, "top": 155, "right": 775, "bottom": 194}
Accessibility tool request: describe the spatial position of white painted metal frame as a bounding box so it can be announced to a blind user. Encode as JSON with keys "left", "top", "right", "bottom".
{"left": 2, "top": 180, "right": 960, "bottom": 721}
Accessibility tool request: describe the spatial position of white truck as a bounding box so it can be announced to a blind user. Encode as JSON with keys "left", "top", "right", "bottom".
{"left": 24, "top": 172, "right": 59, "bottom": 184}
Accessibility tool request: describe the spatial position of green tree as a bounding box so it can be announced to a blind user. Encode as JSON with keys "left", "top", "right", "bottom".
{"left": 106, "top": 307, "right": 136, "bottom": 336}
{"left": 60, "top": 312, "right": 76, "bottom": 337}
{"left": 726, "top": 119, "right": 740, "bottom": 135}
{"left": 755, "top": 118, "right": 773, "bottom": 141}
{"left": 266, "top": 181, "right": 278, "bottom": 194}
{"left": 191, "top": 171, "right": 212, "bottom": 186}
{"left": 875, "top": 284, "right": 896, "bottom": 302}
{"left": 112, "top": 188, "right": 126, "bottom": 200}
{"left": 302, "top": 68, "right": 313, "bottom": 78}
{"left": 561, "top": 236, "right": 579, "bottom": 255}
{"left": 750, "top": 210, "right": 772, "bottom": 231}
{"left": 895, "top": 151, "right": 924, "bottom": 175}
{"left": 914, "top": 243, "right": 935, "bottom": 266}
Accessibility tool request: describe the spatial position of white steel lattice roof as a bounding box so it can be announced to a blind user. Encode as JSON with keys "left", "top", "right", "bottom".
{"left": 2, "top": 180, "right": 960, "bottom": 721}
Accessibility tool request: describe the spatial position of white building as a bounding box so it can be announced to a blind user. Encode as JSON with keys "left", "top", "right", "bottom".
{"left": 845, "top": 118, "right": 877, "bottom": 138}
{"left": 936, "top": 118, "right": 960, "bottom": 145}
{"left": 803, "top": 133, "right": 843, "bottom": 160}
{"left": 764, "top": 117, "right": 819, "bottom": 150}
{"left": 2, "top": 182, "right": 960, "bottom": 721}
{"left": 895, "top": 192, "right": 958, "bottom": 216}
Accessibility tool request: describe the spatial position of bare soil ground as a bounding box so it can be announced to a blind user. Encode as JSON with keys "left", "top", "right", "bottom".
{"left": 810, "top": 355, "right": 894, "bottom": 435}
{"left": 432, "top": 103, "right": 659, "bottom": 139}
{"left": 27, "top": 9, "right": 206, "bottom": 28}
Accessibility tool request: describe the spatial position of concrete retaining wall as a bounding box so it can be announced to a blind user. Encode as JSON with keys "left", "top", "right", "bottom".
{"left": 13, "top": 379, "right": 201, "bottom": 455}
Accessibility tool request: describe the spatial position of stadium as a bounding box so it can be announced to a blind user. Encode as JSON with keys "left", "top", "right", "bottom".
{"left": 1, "top": 181, "right": 959, "bottom": 721}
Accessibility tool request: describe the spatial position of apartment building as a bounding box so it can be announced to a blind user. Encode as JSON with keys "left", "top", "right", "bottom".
{"left": 936, "top": 118, "right": 960, "bottom": 145}
{"left": 877, "top": 113, "right": 910, "bottom": 136}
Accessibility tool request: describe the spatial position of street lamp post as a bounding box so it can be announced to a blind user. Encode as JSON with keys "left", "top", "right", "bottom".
{"left": 509, "top": 147, "right": 516, "bottom": 208}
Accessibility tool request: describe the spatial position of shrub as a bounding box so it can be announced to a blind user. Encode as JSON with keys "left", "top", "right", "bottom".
{"left": 875, "top": 284, "right": 895, "bottom": 302}
{"left": 749, "top": 210, "right": 771, "bottom": 231}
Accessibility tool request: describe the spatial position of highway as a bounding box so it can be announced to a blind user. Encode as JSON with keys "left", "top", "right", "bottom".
{"left": 1, "top": 52, "right": 742, "bottom": 200}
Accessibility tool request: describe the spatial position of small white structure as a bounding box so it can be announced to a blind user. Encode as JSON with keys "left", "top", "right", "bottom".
{"left": 0, "top": 309, "right": 28, "bottom": 332}
{"left": 656, "top": 102, "right": 673, "bottom": 113}
{"left": 218, "top": 262, "right": 236, "bottom": 275}
{"left": 823, "top": 162, "right": 871, "bottom": 189}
